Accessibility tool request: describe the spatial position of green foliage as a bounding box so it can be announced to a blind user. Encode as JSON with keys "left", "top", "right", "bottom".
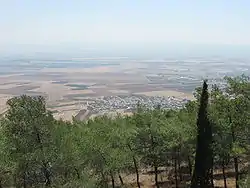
{"left": 2, "top": 95, "right": 57, "bottom": 187}
{"left": 0, "top": 75, "right": 249, "bottom": 187}
{"left": 239, "top": 175, "right": 250, "bottom": 188}
{"left": 191, "top": 80, "right": 213, "bottom": 187}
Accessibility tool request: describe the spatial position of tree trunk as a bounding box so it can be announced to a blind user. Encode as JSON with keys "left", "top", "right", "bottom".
{"left": 64, "top": 171, "right": 68, "bottom": 179}
{"left": 119, "top": 174, "right": 124, "bottom": 185}
{"left": 23, "top": 172, "right": 27, "bottom": 188}
{"left": 101, "top": 172, "right": 108, "bottom": 188}
{"left": 222, "top": 159, "right": 227, "bottom": 188}
{"left": 211, "top": 160, "right": 214, "bottom": 188}
{"left": 154, "top": 165, "right": 159, "bottom": 188}
{"left": 128, "top": 144, "right": 140, "bottom": 188}
{"left": 21, "top": 163, "right": 28, "bottom": 188}
{"left": 118, "top": 173, "right": 124, "bottom": 185}
{"left": 133, "top": 156, "right": 140, "bottom": 188}
{"left": 111, "top": 173, "right": 115, "bottom": 188}
{"left": 174, "top": 152, "right": 178, "bottom": 188}
{"left": 43, "top": 164, "right": 51, "bottom": 187}
{"left": 188, "top": 155, "right": 192, "bottom": 176}
{"left": 234, "top": 157, "right": 239, "bottom": 188}
{"left": 34, "top": 126, "right": 51, "bottom": 186}
{"left": 75, "top": 167, "right": 80, "bottom": 179}
{"left": 231, "top": 125, "right": 239, "bottom": 188}
{"left": 14, "top": 173, "right": 18, "bottom": 188}
{"left": 177, "top": 148, "right": 182, "bottom": 181}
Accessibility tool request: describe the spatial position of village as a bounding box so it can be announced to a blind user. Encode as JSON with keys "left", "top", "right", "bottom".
{"left": 83, "top": 95, "right": 190, "bottom": 115}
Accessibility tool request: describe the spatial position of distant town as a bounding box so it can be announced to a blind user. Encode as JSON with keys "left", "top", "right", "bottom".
{"left": 74, "top": 95, "right": 191, "bottom": 120}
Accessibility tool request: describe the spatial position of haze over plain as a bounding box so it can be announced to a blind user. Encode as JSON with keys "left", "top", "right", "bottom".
{"left": 0, "top": 0, "right": 249, "bottom": 120}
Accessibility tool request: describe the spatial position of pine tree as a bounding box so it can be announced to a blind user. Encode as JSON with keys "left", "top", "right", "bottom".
{"left": 3, "top": 95, "right": 56, "bottom": 187}
{"left": 191, "top": 80, "right": 214, "bottom": 188}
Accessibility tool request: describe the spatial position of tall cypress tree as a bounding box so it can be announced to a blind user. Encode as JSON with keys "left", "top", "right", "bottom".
{"left": 191, "top": 80, "right": 213, "bottom": 188}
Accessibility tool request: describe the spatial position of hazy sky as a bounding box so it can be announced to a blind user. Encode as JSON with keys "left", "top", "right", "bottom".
{"left": 1, "top": 0, "right": 250, "bottom": 48}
